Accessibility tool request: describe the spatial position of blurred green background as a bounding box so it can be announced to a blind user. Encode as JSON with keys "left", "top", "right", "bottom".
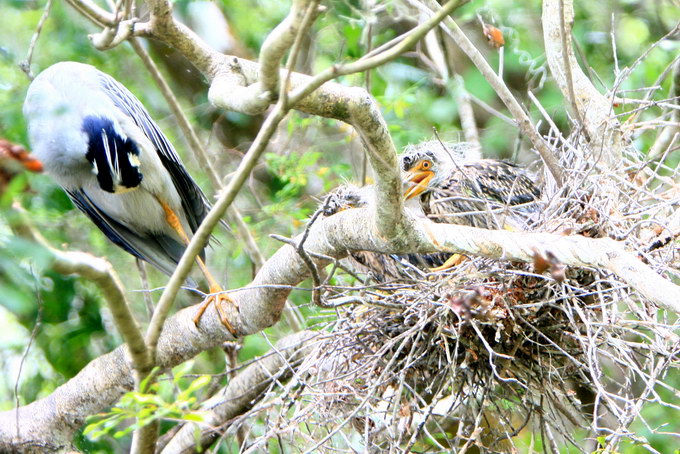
{"left": 0, "top": 0, "right": 678, "bottom": 452}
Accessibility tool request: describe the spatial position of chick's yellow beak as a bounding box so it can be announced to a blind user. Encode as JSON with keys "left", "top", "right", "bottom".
{"left": 403, "top": 169, "right": 434, "bottom": 200}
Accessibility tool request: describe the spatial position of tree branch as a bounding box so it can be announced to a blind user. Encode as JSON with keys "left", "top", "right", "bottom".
{"left": 2, "top": 204, "right": 679, "bottom": 450}
{"left": 161, "top": 330, "right": 319, "bottom": 453}
{"left": 8, "top": 204, "right": 152, "bottom": 380}
{"left": 542, "top": 0, "right": 624, "bottom": 167}
{"left": 64, "top": 0, "right": 115, "bottom": 28}
{"left": 648, "top": 57, "right": 680, "bottom": 160}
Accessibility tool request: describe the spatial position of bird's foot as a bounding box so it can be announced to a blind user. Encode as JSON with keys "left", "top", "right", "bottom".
{"left": 429, "top": 253, "right": 465, "bottom": 272}
{"left": 193, "top": 286, "right": 238, "bottom": 336}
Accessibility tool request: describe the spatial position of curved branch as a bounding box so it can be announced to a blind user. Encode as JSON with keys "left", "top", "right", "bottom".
{"left": 65, "top": 0, "right": 115, "bottom": 28}
{"left": 259, "top": 0, "right": 320, "bottom": 104}
{"left": 8, "top": 204, "right": 152, "bottom": 379}
{"left": 2, "top": 205, "right": 679, "bottom": 450}
{"left": 542, "top": 0, "right": 624, "bottom": 166}
{"left": 161, "top": 330, "right": 319, "bottom": 454}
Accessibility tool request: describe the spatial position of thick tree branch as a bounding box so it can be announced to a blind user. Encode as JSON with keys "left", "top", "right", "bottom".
{"left": 2, "top": 204, "right": 679, "bottom": 450}
{"left": 161, "top": 330, "right": 319, "bottom": 454}
{"left": 259, "top": 0, "right": 321, "bottom": 104}
{"left": 542, "top": 0, "right": 624, "bottom": 167}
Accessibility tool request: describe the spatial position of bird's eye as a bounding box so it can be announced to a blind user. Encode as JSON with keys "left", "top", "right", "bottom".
{"left": 421, "top": 160, "right": 431, "bottom": 169}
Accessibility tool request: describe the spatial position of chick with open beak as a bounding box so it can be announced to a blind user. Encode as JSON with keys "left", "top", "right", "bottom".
{"left": 400, "top": 141, "right": 540, "bottom": 270}
{"left": 400, "top": 141, "right": 540, "bottom": 230}
{"left": 403, "top": 153, "right": 435, "bottom": 200}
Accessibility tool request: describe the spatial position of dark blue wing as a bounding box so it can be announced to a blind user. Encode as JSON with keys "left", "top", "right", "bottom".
{"left": 66, "top": 189, "right": 195, "bottom": 279}
{"left": 96, "top": 72, "right": 210, "bottom": 234}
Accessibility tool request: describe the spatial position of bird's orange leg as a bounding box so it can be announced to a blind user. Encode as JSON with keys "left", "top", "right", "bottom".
{"left": 419, "top": 222, "right": 466, "bottom": 272}
{"left": 157, "top": 198, "right": 237, "bottom": 335}
{"left": 430, "top": 253, "right": 465, "bottom": 272}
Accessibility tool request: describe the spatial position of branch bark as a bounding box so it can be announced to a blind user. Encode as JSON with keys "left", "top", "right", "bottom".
{"left": 161, "top": 330, "right": 319, "bottom": 454}
{"left": 2, "top": 204, "right": 679, "bottom": 451}
{"left": 542, "top": 0, "right": 625, "bottom": 167}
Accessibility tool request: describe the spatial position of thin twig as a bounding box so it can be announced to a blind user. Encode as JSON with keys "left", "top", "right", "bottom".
{"left": 14, "top": 268, "right": 44, "bottom": 440}
{"left": 19, "top": 0, "right": 54, "bottom": 80}
{"left": 415, "top": 0, "right": 564, "bottom": 185}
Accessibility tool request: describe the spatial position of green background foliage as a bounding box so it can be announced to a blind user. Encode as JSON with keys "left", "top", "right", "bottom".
{"left": 0, "top": 0, "right": 678, "bottom": 452}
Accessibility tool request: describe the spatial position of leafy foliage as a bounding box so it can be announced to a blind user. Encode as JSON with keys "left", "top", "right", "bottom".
{"left": 0, "top": 0, "right": 678, "bottom": 452}
{"left": 85, "top": 368, "right": 210, "bottom": 440}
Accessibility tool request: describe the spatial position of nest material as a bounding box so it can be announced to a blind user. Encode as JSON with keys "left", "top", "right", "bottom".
{"left": 297, "top": 142, "right": 680, "bottom": 452}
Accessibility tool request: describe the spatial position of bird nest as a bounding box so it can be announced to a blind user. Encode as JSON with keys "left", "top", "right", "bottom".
{"left": 291, "top": 143, "right": 680, "bottom": 452}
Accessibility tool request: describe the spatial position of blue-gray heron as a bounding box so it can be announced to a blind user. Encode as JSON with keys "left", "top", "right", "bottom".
{"left": 23, "top": 61, "right": 237, "bottom": 334}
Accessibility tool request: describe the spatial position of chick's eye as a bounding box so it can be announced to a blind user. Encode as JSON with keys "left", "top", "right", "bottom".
{"left": 421, "top": 160, "right": 431, "bottom": 169}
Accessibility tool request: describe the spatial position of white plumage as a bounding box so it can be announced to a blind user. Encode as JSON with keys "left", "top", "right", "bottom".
{"left": 24, "top": 61, "right": 211, "bottom": 277}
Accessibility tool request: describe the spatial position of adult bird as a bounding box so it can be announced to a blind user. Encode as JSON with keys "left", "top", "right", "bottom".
{"left": 23, "top": 61, "right": 237, "bottom": 334}
{"left": 401, "top": 140, "right": 540, "bottom": 269}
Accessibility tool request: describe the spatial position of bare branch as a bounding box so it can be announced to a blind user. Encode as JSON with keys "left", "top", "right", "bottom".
{"left": 542, "top": 0, "right": 624, "bottom": 167}
{"left": 414, "top": 0, "right": 564, "bottom": 186}
{"left": 260, "top": 0, "right": 322, "bottom": 105}
{"left": 648, "top": 58, "right": 680, "bottom": 160}
{"left": 19, "top": 0, "right": 54, "bottom": 80}
{"left": 64, "top": 0, "right": 115, "bottom": 28}
{"left": 161, "top": 330, "right": 319, "bottom": 453}
{"left": 453, "top": 74, "right": 482, "bottom": 157}
{"left": 8, "top": 203, "right": 152, "bottom": 380}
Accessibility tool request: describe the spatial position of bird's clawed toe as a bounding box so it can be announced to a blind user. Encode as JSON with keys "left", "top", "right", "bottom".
{"left": 193, "top": 288, "right": 239, "bottom": 336}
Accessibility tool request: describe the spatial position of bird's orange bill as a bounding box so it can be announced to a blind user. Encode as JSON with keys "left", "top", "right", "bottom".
{"left": 403, "top": 169, "right": 434, "bottom": 200}
{"left": 0, "top": 139, "right": 44, "bottom": 173}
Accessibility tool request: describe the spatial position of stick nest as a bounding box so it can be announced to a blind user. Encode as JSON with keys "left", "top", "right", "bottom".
{"left": 296, "top": 140, "right": 680, "bottom": 453}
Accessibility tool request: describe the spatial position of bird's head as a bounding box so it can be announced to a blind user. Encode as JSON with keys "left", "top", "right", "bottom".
{"left": 322, "top": 183, "right": 372, "bottom": 217}
{"left": 401, "top": 141, "right": 469, "bottom": 200}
